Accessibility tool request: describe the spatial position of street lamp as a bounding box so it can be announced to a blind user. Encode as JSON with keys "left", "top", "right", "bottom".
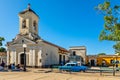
{"left": 113, "top": 56, "right": 115, "bottom": 76}
{"left": 112, "top": 53, "right": 118, "bottom": 76}
{"left": 115, "top": 53, "right": 118, "bottom": 71}
{"left": 23, "top": 43, "right": 27, "bottom": 71}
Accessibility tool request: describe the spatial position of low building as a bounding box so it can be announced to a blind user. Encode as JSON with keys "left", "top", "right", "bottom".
{"left": 69, "top": 46, "right": 86, "bottom": 65}
{"left": 0, "top": 52, "right": 7, "bottom": 64}
{"left": 86, "top": 55, "right": 120, "bottom": 67}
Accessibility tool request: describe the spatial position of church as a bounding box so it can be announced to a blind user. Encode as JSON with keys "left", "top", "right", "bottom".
{"left": 6, "top": 4, "right": 69, "bottom": 67}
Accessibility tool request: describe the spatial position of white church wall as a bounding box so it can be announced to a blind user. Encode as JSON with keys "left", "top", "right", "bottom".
{"left": 41, "top": 42, "right": 59, "bottom": 66}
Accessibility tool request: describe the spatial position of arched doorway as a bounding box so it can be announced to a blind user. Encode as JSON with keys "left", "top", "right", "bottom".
{"left": 20, "top": 53, "right": 26, "bottom": 65}
{"left": 90, "top": 59, "right": 95, "bottom": 66}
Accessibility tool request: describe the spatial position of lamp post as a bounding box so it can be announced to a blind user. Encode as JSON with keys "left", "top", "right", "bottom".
{"left": 23, "top": 43, "right": 27, "bottom": 71}
{"left": 113, "top": 56, "right": 115, "bottom": 76}
{"left": 115, "top": 53, "right": 118, "bottom": 71}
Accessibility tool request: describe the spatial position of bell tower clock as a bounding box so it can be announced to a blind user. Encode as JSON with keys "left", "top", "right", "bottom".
{"left": 18, "top": 4, "right": 39, "bottom": 37}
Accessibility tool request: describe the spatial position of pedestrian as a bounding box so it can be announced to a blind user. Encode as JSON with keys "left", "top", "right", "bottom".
{"left": 1, "top": 61, "right": 5, "bottom": 67}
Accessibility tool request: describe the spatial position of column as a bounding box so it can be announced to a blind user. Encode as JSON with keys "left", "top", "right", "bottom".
{"left": 18, "top": 53, "right": 20, "bottom": 64}
{"left": 32, "top": 49, "right": 35, "bottom": 67}
{"left": 38, "top": 50, "right": 42, "bottom": 67}
{"left": 29, "top": 49, "right": 33, "bottom": 66}
{"left": 26, "top": 54, "right": 29, "bottom": 66}
{"left": 11, "top": 50, "right": 16, "bottom": 65}
{"left": 29, "top": 50, "right": 31, "bottom": 66}
{"left": 10, "top": 51, "right": 13, "bottom": 63}
{"left": 14, "top": 51, "right": 16, "bottom": 65}
{"left": 7, "top": 50, "right": 9, "bottom": 65}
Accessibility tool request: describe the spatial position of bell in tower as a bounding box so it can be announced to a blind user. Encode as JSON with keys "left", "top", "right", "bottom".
{"left": 18, "top": 4, "right": 40, "bottom": 40}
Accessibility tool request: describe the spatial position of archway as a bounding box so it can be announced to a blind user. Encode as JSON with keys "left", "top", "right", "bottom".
{"left": 20, "top": 53, "right": 26, "bottom": 65}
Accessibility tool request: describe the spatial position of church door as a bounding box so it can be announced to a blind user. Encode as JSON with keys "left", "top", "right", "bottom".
{"left": 20, "top": 53, "right": 26, "bottom": 65}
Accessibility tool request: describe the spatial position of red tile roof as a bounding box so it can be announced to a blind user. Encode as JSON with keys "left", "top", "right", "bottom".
{"left": 0, "top": 52, "right": 6, "bottom": 56}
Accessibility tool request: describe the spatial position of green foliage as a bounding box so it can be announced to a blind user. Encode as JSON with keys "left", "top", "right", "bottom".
{"left": 0, "top": 37, "right": 5, "bottom": 46}
{"left": 96, "top": 0, "right": 120, "bottom": 52}
{"left": 98, "top": 53, "right": 106, "bottom": 55}
{"left": 104, "top": 1, "right": 110, "bottom": 9}
{"left": 0, "top": 47, "right": 6, "bottom": 52}
{"left": 0, "top": 37, "right": 6, "bottom": 52}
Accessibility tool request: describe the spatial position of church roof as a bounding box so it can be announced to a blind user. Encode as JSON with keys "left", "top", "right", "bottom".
{"left": 19, "top": 4, "right": 39, "bottom": 17}
{"left": 6, "top": 34, "right": 69, "bottom": 54}
{"left": 69, "top": 46, "right": 86, "bottom": 50}
{"left": 41, "top": 40, "right": 69, "bottom": 53}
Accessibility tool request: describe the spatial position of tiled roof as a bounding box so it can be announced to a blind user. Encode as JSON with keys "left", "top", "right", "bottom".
{"left": 0, "top": 52, "right": 6, "bottom": 56}
{"left": 42, "top": 40, "right": 69, "bottom": 53}
{"left": 87, "top": 55, "right": 120, "bottom": 57}
{"left": 19, "top": 8, "right": 39, "bottom": 17}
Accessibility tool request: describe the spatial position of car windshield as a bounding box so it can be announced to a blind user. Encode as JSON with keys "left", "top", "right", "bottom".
{"left": 66, "top": 64, "right": 71, "bottom": 66}
{"left": 65, "top": 63, "right": 77, "bottom": 66}
{"left": 71, "top": 64, "right": 76, "bottom": 66}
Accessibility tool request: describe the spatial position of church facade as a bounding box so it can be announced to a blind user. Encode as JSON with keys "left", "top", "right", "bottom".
{"left": 6, "top": 4, "right": 68, "bottom": 67}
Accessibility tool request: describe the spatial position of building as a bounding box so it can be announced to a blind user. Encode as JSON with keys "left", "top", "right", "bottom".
{"left": 69, "top": 46, "right": 86, "bottom": 65}
{"left": 6, "top": 4, "right": 68, "bottom": 67}
{"left": 86, "top": 55, "right": 120, "bottom": 67}
{"left": 0, "top": 52, "right": 7, "bottom": 64}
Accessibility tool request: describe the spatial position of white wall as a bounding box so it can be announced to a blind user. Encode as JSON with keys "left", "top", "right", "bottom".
{"left": 40, "top": 42, "right": 59, "bottom": 66}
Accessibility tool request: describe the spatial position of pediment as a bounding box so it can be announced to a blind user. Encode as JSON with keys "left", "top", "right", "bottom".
{"left": 8, "top": 36, "right": 36, "bottom": 46}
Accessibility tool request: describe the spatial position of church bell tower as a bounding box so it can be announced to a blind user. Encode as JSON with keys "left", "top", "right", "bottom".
{"left": 18, "top": 4, "right": 40, "bottom": 40}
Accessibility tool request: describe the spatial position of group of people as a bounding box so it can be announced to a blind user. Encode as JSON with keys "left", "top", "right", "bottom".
{"left": 0, "top": 61, "right": 5, "bottom": 70}
{"left": 8, "top": 63, "right": 21, "bottom": 70}
{"left": 0, "top": 61, "right": 22, "bottom": 71}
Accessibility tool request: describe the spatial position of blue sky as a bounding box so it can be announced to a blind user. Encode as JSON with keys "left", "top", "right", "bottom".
{"left": 0, "top": 0, "right": 119, "bottom": 55}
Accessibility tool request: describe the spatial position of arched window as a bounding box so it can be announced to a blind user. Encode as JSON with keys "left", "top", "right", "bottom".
{"left": 33, "top": 21, "right": 37, "bottom": 31}
{"left": 22, "top": 20, "right": 26, "bottom": 28}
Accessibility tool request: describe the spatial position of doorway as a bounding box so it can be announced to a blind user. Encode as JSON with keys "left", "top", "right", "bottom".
{"left": 90, "top": 59, "right": 95, "bottom": 66}
{"left": 20, "top": 53, "right": 26, "bottom": 65}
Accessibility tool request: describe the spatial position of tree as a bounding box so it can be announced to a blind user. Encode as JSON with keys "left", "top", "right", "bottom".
{"left": 96, "top": 0, "right": 120, "bottom": 53}
{"left": 98, "top": 53, "right": 106, "bottom": 55}
{"left": 0, "top": 37, "right": 5, "bottom": 46}
{"left": 0, "top": 37, "right": 6, "bottom": 52}
{"left": 0, "top": 47, "right": 6, "bottom": 52}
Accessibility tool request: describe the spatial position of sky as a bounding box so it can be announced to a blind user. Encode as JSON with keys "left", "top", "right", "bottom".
{"left": 0, "top": 0, "right": 120, "bottom": 55}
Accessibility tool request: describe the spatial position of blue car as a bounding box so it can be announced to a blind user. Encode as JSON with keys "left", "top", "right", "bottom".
{"left": 59, "top": 62, "right": 88, "bottom": 72}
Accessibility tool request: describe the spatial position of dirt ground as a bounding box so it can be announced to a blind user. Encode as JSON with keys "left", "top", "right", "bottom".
{"left": 0, "top": 68, "right": 120, "bottom": 80}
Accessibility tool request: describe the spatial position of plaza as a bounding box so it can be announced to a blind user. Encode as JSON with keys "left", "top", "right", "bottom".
{"left": 0, "top": 1, "right": 120, "bottom": 80}
{"left": 0, "top": 68, "right": 120, "bottom": 80}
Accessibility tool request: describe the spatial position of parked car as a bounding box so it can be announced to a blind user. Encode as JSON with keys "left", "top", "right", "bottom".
{"left": 59, "top": 62, "right": 88, "bottom": 72}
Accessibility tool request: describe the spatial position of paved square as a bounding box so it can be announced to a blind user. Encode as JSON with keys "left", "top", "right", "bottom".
{"left": 0, "top": 68, "right": 120, "bottom": 80}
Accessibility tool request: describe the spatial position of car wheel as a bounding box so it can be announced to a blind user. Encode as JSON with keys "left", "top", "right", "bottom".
{"left": 83, "top": 69, "right": 86, "bottom": 72}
